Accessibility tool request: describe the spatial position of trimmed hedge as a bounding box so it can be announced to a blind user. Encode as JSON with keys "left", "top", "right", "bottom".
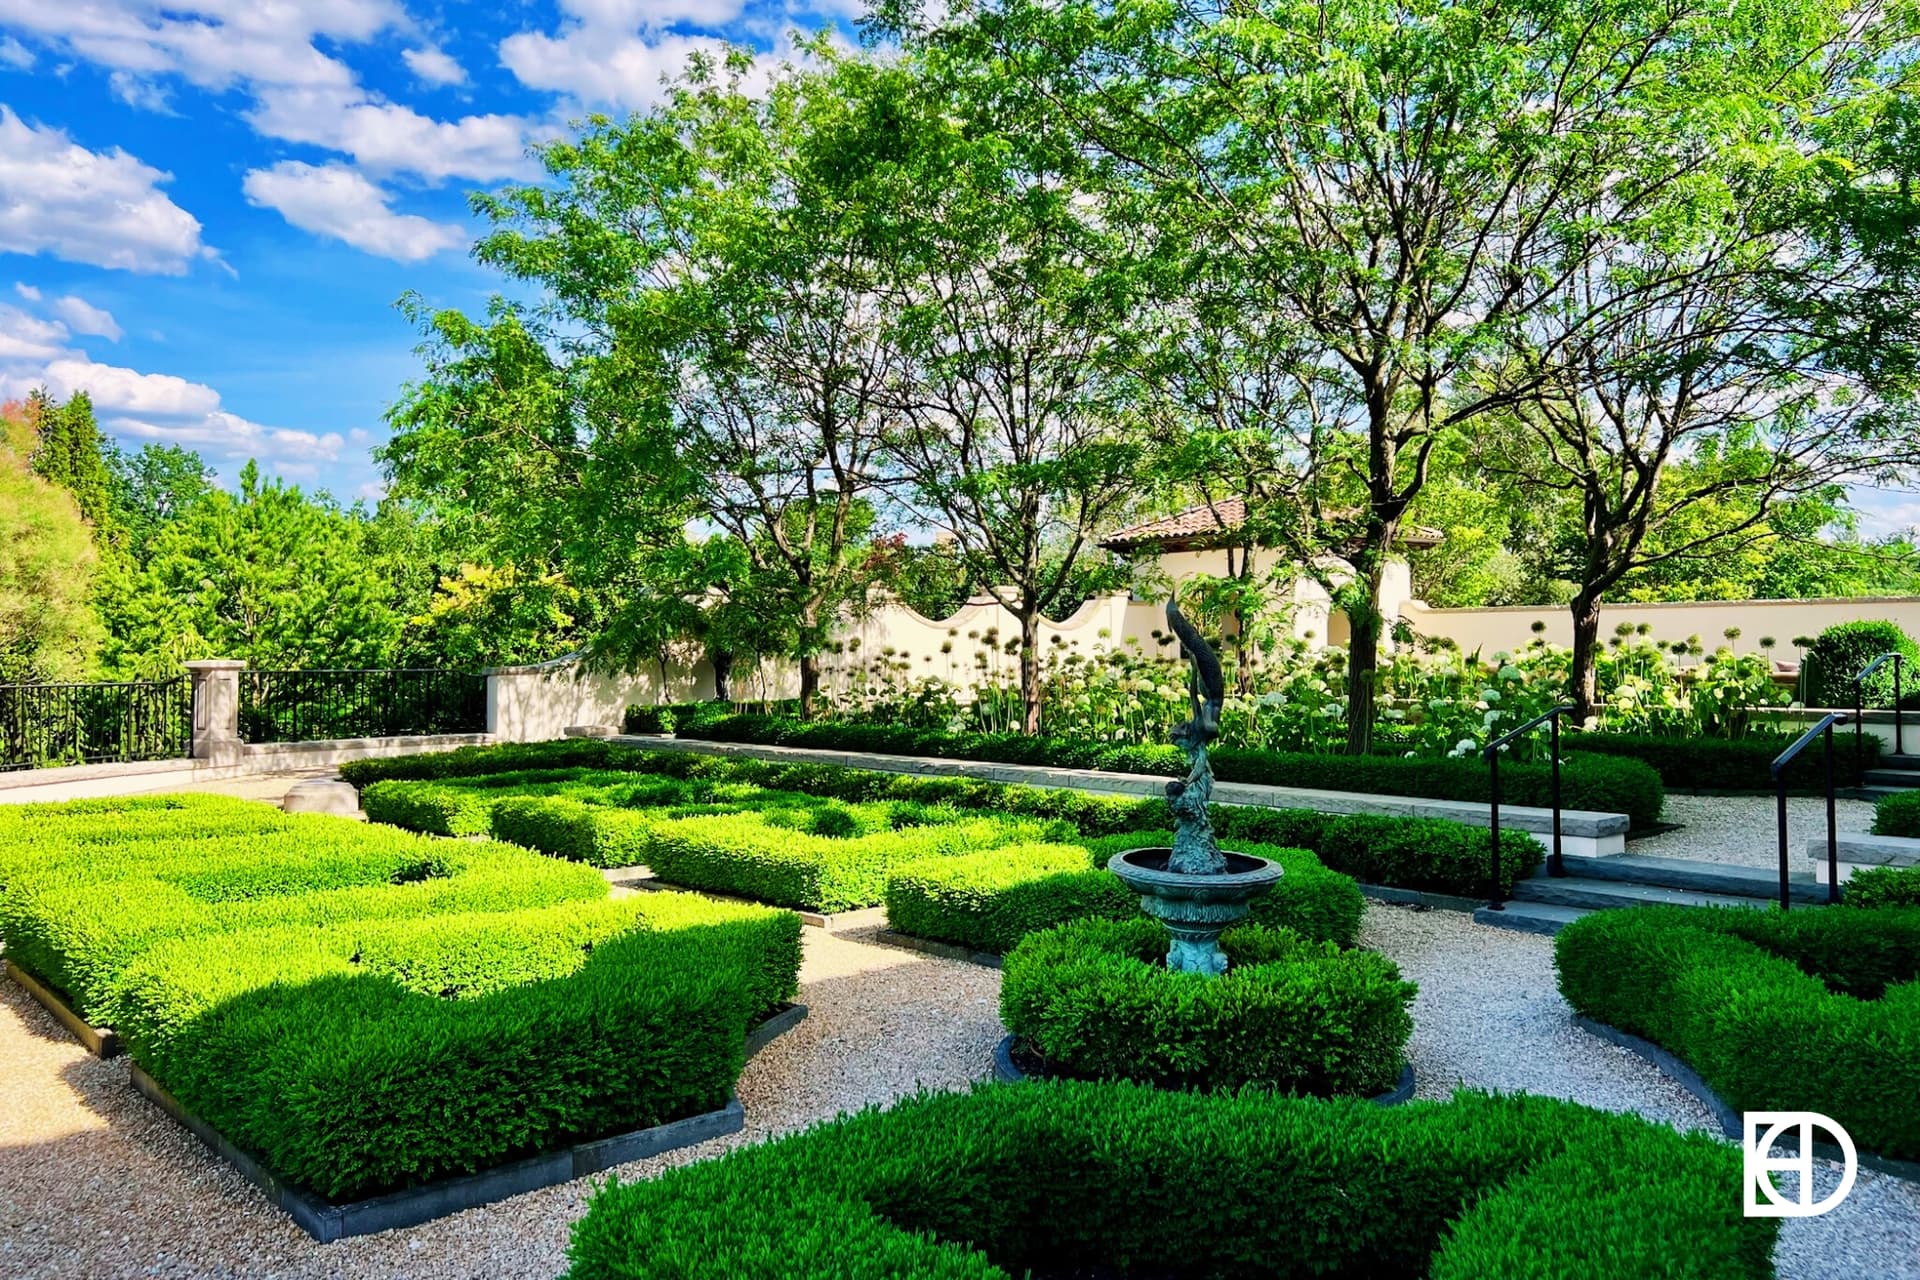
{"left": 117, "top": 891, "right": 803, "bottom": 1202}
{"left": 1873, "top": 789, "right": 1920, "bottom": 837}
{"left": 564, "top": 1083, "right": 1773, "bottom": 1280}
{"left": 623, "top": 700, "right": 760, "bottom": 735}
{"left": 643, "top": 812, "right": 1070, "bottom": 913}
{"left": 1848, "top": 864, "right": 1920, "bottom": 908}
{"left": 0, "top": 813, "right": 607, "bottom": 1025}
{"left": 1803, "top": 619, "right": 1919, "bottom": 708}
{"left": 360, "top": 780, "right": 498, "bottom": 836}
{"left": 1556, "top": 905, "right": 1920, "bottom": 1160}
{"left": 677, "top": 715, "right": 1665, "bottom": 827}
{"left": 1001, "top": 918, "right": 1414, "bottom": 1095}
{"left": 1565, "top": 729, "right": 1881, "bottom": 792}
{"left": 886, "top": 834, "right": 1363, "bottom": 955}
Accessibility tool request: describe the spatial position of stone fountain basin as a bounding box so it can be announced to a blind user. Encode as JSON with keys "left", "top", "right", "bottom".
{"left": 1106, "top": 847, "right": 1283, "bottom": 905}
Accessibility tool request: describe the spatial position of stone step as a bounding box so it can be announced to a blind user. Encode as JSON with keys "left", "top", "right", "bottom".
{"left": 1852, "top": 786, "right": 1916, "bottom": 801}
{"left": 1880, "top": 753, "right": 1920, "bottom": 770}
{"left": 1550, "top": 854, "right": 1827, "bottom": 904}
{"left": 1861, "top": 768, "right": 1920, "bottom": 788}
{"left": 1473, "top": 902, "right": 1589, "bottom": 936}
{"left": 1510, "top": 877, "right": 1770, "bottom": 913}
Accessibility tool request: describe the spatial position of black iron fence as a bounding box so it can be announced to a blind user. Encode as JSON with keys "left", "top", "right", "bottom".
{"left": 1482, "top": 703, "right": 1575, "bottom": 911}
{"left": 239, "top": 668, "right": 487, "bottom": 744}
{"left": 0, "top": 677, "right": 192, "bottom": 771}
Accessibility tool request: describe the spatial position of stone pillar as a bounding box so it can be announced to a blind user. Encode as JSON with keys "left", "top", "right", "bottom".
{"left": 185, "top": 660, "right": 246, "bottom": 765}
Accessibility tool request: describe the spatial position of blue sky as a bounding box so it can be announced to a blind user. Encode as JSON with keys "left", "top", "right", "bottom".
{"left": 0, "top": 0, "right": 854, "bottom": 502}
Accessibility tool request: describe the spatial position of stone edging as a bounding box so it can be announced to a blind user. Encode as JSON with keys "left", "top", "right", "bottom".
{"left": 132, "top": 1002, "right": 808, "bottom": 1243}
{"left": 872, "top": 929, "right": 1004, "bottom": 968}
{"left": 6, "top": 961, "right": 119, "bottom": 1058}
{"left": 1570, "top": 1014, "right": 1920, "bottom": 1184}
{"left": 992, "top": 1035, "right": 1416, "bottom": 1106}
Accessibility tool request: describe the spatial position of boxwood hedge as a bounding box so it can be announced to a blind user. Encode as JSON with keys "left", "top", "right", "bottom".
{"left": 0, "top": 811, "right": 606, "bottom": 1025}
{"left": 1873, "top": 789, "right": 1920, "bottom": 838}
{"left": 117, "top": 891, "right": 802, "bottom": 1202}
{"left": 1556, "top": 904, "right": 1920, "bottom": 1160}
{"left": 564, "top": 1082, "right": 1773, "bottom": 1280}
{"left": 1001, "top": 918, "right": 1414, "bottom": 1096}
{"left": 675, "top": 715, "right": 1665, "bottom": 827}
{"left": 885, "top": 833, "right": 1363, "bottom": 954}
{"left": 1847, "top": 863, "right": 1920, "bottom": 908}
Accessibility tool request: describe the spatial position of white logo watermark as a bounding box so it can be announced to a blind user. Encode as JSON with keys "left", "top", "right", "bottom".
{"left": 1743, "top": 1112, "right": 1858, "bottom": 1218}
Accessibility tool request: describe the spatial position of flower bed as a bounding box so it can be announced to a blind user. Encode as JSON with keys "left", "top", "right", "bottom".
{"left": 1556, "top": 904, "right": 1920, "bottom": 1161}
{"left": 563, "top": 1082, "right": 1774, "bottom": 1280}
{"left": 1000, "top": 918, "right": 1413, "bottom": 1096}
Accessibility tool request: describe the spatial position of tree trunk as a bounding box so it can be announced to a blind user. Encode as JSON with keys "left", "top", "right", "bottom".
{"left": 710, "top": 649, "right": 734, "bottom": 703}
{"left": 1343, "top": 556, "right": 1387, "bottom": 756}
{"left": 1019, "top": 606, "right": 1043, "bottom": 735}
{"left": 1568, "top": 590, "right": 1604, "bottom": 725}
{"left": 798, "top": 653, "right": 820, "bottom": 721}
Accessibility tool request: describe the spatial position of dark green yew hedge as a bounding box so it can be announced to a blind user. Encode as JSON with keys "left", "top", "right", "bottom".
{"left": 565, "top": 1083, "right": 1773, "bottom": 1280}
{"left": 885, "top": 833, "right": 1363, "bottom": 954}
{"left": 1847, "top": 863, "right": 1920, "bottom": 908}
{"left": 1556, "top": 905, "right": 1920, "bottom": 1161}
{"left": 1001, "top": 918, "right": 1413, "bottom": 1096}
{"left": 117, "top": 891, "right": 802, "bottom": 1202}
{"left": 1563, "top": 729, "right": 1881, "bottom": 791}
{"left": 676, "top": 714, "right": 1666, "bottom": 827}
{"left": 1873, "top": 789, "right": 1920, "bottom": 838}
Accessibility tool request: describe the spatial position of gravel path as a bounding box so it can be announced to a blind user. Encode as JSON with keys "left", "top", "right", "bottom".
{"left": 1632, "top": 792, "right": 1877, "bottom": 869}
{"left": 2, "top": 901, "right": 1913, "bottom": 1277}
{"left": 1364, "top": 901, "right": 1920, "bottom": 1279}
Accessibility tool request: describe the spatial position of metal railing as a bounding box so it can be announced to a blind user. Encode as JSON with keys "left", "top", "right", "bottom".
{"left": 239, "top": 669, "right": 486, "bottom": 744}
{"left": 1853, "top": 652, "right": 1906, "bottom": 769}
{"left": 1482, "top": 704, "right": 1575, "bottom": 911}
{"left": 1772, "top": 712, "right": 1846, "bottom": 910}
{"left": 0, "top": 677, "right": 192, "bottom": 771}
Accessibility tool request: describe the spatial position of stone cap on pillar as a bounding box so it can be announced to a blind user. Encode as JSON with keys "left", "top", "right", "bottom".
{"left": 184, "top": 659, "right": 248, "bottom": 672}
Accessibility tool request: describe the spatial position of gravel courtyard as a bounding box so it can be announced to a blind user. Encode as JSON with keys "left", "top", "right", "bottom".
{"left": 3, "top": 899, "right": 1914, "bottom": 1279}
{"left": 1633, "top": 791, "right": 1879, "bottom": 869}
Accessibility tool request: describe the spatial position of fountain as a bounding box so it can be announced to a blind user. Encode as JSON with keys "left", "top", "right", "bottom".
{"left": 1107, "top": 599, "right": 1283, "bottom": 975}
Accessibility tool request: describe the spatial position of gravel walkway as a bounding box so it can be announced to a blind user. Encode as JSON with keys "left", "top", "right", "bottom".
{"left": 1633, "top": 792, "right": 1878, "bottom": 869}
{"left": 2, "top": 901, "right": 1913, "bottom": 1277}
{"left": 1364, "top": 901, "right": 1920, "bottom": 1279}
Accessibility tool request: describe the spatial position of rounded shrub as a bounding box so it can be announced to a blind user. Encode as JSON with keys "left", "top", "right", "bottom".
{"left": 999, "top": 917, "right": 1414, "bottom": 1096}
{"left": 564, "top": 1082, "right": 1774, "bottom": 1280}
{"left": 1872, "top": 790, "right": 1920, "bottom": 838}
{"left": 1803, "top": 619, "right": 1920, "bottom": 708}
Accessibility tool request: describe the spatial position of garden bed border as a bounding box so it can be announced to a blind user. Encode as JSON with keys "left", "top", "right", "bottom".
{"left": 1571, "top": 1013, "right": 1920, "bottom": 1184}
{"left": 991, "top": 1034, "right": 1416, "bottom": 1105}
{"left": 6, "top": 960, "right": 119, "bottom": 1057}
{"left": 130, "top": 1002, "right": 808, "bottom": 1242}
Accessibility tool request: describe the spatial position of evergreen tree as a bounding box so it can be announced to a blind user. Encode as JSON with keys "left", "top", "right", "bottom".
{"left": 26, "top": 390, "right": 115, "bottom": 534}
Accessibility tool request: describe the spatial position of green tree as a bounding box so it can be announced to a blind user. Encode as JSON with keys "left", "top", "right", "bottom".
{"left": 25, "top": 389, "right": 115, "bottom": 534}
{"left": 105, "top": 462, "right": 404, "bottom": 673}
{"left": 0, "top": 401, "right": 102, "bottom": 681}
{"left": 104, "top": 442, "right": 213, "bottom": 557}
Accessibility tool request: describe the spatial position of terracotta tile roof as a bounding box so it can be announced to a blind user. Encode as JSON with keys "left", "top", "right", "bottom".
{"left": 1100, "top": 500, "right": 1444, "bottom": 553}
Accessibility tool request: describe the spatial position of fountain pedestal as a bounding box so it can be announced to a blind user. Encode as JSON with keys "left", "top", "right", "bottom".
{"left": 1108, "top": 847, "right": 1283, "bottom": 974}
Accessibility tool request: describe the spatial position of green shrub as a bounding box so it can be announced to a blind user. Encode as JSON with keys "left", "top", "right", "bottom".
{"left": 1803, "top": 619, "right": 1920, "bottom": 708}
{"left": 622, "top": 701, "right": 750, "bottom": 735}
{"left": 1568, "top": 729, "right": 1880, "bottom": 791}
{"left": 564, "top": 1083, "right": 1772, "bottom": 1280}
{"left": 1000, "top": 917, "right": 1413, "bottom": 1095}
{"left": 1, "top": 822, "right": 607, "bottom": 1025}
{"left": 679, "top": 716, "right": 1665, "bottom": 827}
{"left": 1873, "top": 790, "right": 1920, "bottom": 837}
{"left": 117, "top": 891, "right": 803, "bottom": 1202}
{"left": 645, "top": 812, "right": 1066, "bottom": 912}
{"left": 1555, "top": 905, "right": 1920, "bottom": 1160}
{"left": 339, "top": 739, "right": 636, "bottom": 787}
{"left": 360, "top": 780, "right": 498, "bottom": 836}
{"left": 1846, "top": 864, "right": 1920, "bottom": 908}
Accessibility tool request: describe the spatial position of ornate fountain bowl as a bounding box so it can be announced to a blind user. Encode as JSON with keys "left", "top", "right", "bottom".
{"left": 1107, "top": 848, "right": 1283, "bottom": 976}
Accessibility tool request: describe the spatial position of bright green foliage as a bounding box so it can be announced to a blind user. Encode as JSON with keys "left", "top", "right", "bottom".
{"left": 1848, "top": 865, "right": 1920, "bottom": 908}
{"left": 24, "top": 389, "right": 115, "bottom": 532}
{"left": 116, "top": 891, "right": 802, "bottom": 1201}
{"left": 1803, "top": 619, "right": 1920, "bottom": 708}
{"left": 0, "top": 400, "right": 103, "bottom": 681}
{"left": 885, "top": 835, "right": 1362, "bottom": 955}
{"left": 360, "top": 780, "right": 499, "bottom": 836}
{"left": 564, "top": 1084, "right": 1772, "bottom": 1280}
{"left": 1873, "top": 790, "right": 1920, "bottom": 838}
{"left": 1556, "top": 905, "right": 1920, "bottom": 1159}
{"left": 1001, "top": 918, "right": 1413, "bottom": 1095}
{"left": 0, "top": 804, "right": 606, "bottom": 1025}
{"left": 103, "top": 442, "right": 213, "bottom": 556}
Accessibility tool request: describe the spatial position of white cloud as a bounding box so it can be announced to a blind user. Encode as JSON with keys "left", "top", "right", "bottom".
{"left": 13, "top": 282, "right": 38, "bottom": 301}
{"left": 501, "top": 28, "right": 736, "bottom": 110}
{"left": 0, "top": 35, "right": 32, "bottom": 69}
{"left": 246, "top": 88, "right": 537, "bottom": 182}
{"left": 401, "top": 45, "right": 465, "bottom": 86}
{"left": 0, "top": 306, "right": 339, "bottom": 470}
{"left": 49, "top": 295, "right": 122, "bottom": 341}
{"left": 0, "top": 107, "right": 207, "bottom": 273}
{"left": 242, "top": 161, "right": 467, "bottom": 261}
{"left": 108, "top": 70, "right": 174, "bottom": 113}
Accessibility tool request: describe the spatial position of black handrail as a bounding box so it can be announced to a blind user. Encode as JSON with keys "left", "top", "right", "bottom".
{"left": 1853, "top": 652, "right": 1904, "bottom": 770}
{"left": 1482, "top": 704, "right": 1575, "bottom": 911}
{"left": 1771, "top": 712, "right": 1847, "bottom": 910}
